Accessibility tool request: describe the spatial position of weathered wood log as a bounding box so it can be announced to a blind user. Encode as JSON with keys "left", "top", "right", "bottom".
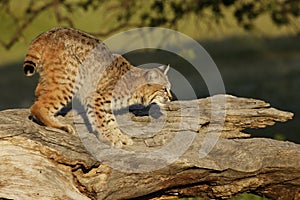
{"left": 0, "top": 94, "right": 298, "bottom": 200}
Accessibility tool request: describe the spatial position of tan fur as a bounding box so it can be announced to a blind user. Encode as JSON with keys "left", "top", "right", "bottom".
{"left": 23, "top": 27, "right": 172, "bottom": 147}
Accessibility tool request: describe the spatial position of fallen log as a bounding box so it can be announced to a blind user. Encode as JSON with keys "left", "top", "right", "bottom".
{"left": 0, "top": 94, "right": 298, "bottom": 200}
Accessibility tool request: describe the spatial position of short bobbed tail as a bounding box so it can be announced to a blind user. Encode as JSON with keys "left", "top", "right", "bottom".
{"left": 23, "top": 60, "right": 36, "bottom": 76}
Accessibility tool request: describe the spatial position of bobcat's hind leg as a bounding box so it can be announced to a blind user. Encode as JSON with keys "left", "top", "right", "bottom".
{"left": 30, "top": 94, "right": 74, "bottom": 134}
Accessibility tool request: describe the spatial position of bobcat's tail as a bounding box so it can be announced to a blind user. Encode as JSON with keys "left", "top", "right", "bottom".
{"left": 23, "top": 32, "right": 47, "bottom": 76}
{"left": 23, "top": 59, "right": 37, "bottom": 76}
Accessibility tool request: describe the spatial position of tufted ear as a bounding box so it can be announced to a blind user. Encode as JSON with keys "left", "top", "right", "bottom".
{"left": 158, "top": 64, "right": 170, "bottom": 75}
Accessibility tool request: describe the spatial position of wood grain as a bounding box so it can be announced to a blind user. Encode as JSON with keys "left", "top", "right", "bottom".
{"left": 0, "top": 95, "right": 298, "bottom": 200}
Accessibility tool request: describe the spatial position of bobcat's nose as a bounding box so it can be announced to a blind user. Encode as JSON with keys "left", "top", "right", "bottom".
{"left": 164, "top": 88, "right": 172, "bottom": 101}
{"left": 167, "top": 90, "right": 172, "bottom": 101}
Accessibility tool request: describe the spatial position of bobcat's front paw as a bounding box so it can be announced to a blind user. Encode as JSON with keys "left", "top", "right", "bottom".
{"left": 111, "top": 133, "right": 133, "bottom": 148}
{"left": 118, "top": 133, "right": 134, "bottom": 146}
{"left": 101, "top": 129, "right": 133, "bottom": 148}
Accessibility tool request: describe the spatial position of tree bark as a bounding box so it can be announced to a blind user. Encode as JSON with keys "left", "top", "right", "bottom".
{"left": 0, "top": 94, "right": 298, "bottom": 200}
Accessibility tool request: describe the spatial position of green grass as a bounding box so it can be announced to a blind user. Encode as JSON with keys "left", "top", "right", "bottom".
{"left": 230, "top": 193, "right": 269, "bottom": 200}
{"left": 172, "top": 193, "right": 269, "bottom": 200}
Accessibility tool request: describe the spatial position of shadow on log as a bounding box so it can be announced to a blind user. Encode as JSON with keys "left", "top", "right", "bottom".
{"left": 0, "top": 95, "right": 299, "bottom": 200}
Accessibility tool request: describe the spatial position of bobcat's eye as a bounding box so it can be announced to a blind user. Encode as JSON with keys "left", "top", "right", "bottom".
{"left": 163, "top": 87, "right": 168, "bottom": 95}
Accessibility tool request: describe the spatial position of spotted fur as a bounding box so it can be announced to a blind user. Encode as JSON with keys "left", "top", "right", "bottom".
{"left": 23, "top": 27, "right": 171, "bottom": 147}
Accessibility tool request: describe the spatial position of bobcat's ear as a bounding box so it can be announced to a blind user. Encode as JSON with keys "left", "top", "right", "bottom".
{"left": 158, "top": 64, "right": 170, "bottom": 75}
{"left": 144, "top": 70, "right": 159, "bottom": 82}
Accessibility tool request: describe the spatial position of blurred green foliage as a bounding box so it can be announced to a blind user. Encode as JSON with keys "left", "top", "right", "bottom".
{"left": 0, "top": 0, "right": 300, "bottom": 50}
{"left": 230, "top": 193, "right": 269, "bottom": 200}
{"left": 170, "top": 193, "right": 269, "bottom": 200}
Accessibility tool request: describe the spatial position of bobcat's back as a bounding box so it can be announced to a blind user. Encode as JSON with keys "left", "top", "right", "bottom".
{"left": 23, "top": 27, "right": 111, "bottom": 77}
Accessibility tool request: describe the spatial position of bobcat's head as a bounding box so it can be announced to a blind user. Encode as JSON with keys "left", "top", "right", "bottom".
{"left": 111, "top": 54, "right": 172, "bottom": 107}
{"left": 134, "top": 65, "right": 172, "bottom": 106}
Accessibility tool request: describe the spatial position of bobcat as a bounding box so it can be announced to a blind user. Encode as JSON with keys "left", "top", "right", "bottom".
{"left": 23, "top": 27, "right": 172, "bottom": 147}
